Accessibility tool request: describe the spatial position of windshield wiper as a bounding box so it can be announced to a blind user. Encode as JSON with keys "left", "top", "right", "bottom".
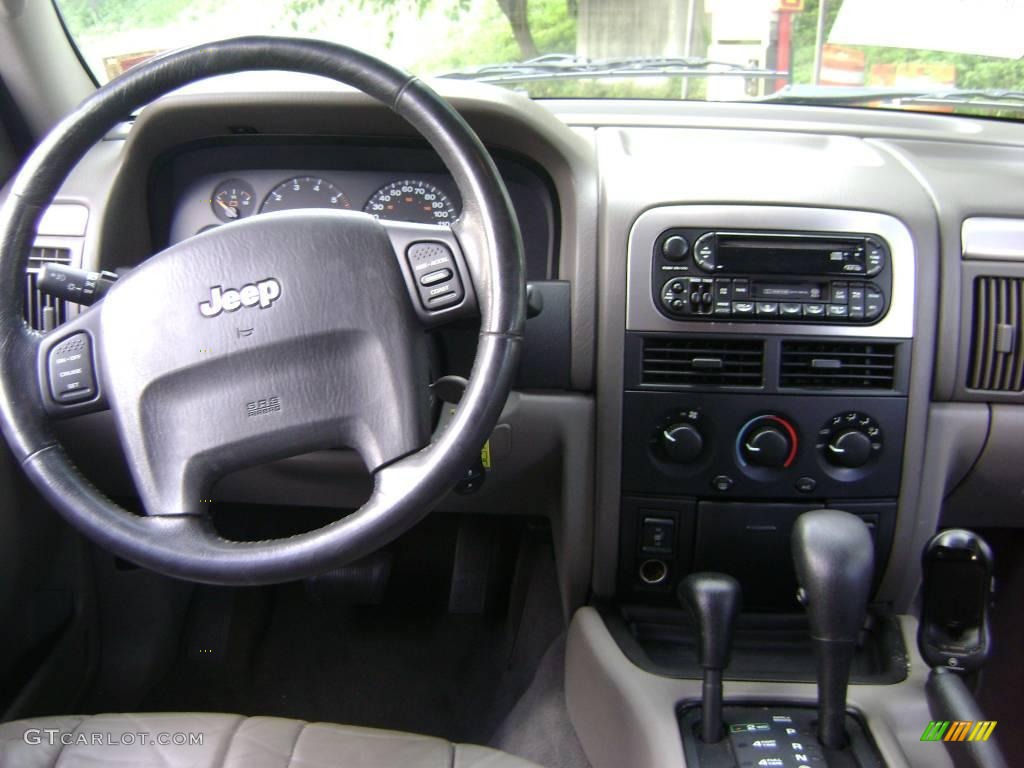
{"left": 439, "top": 54, "right": 786, "bottom": 85}
{"left": 761, "top": 85, "right": 1024, "bottom": 112}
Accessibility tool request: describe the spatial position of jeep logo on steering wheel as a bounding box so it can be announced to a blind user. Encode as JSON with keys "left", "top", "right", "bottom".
{"left": 199, "top": 278, "right": 282, "bottom": 318}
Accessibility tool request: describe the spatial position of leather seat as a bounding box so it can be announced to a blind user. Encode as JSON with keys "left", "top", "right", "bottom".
{"left": 0, "top": 713, "right": 542, "bottom": 767}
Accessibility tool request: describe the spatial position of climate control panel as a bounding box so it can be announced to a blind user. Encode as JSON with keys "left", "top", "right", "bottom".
{"left": 623, "top": 392, "right": 906, "bottom": 500}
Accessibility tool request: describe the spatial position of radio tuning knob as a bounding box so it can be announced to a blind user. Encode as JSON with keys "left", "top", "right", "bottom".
{"left": 660, "top": 423, "right": 704, "bottom": 464}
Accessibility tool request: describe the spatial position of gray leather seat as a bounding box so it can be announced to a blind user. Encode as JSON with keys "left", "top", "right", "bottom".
{"left": 0, "top": 713, "right": 542, "bottom": 767}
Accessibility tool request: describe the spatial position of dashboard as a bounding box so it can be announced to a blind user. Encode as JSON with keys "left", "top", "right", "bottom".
{"left": 154, "top": 140, "right": 559, "bottom": 281}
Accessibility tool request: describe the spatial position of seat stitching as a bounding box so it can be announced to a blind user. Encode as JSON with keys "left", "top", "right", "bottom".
{"left": 281, "top": 720, "right": 308, "bottom": 768}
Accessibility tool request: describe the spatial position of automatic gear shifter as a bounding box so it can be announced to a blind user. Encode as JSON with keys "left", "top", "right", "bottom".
{"left": 679, "top": 572, "right": 741, "bottom": 743}
{"left": 791, "top": 509, "right": 874, "bottom": 750}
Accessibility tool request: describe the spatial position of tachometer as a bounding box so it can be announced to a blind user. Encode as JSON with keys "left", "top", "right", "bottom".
{"left": 211, "top": 179, "right": 255, "bottom": 222}
{"left": 260, "top": 176, "right": 352, "bottom": 214}
{"left": 364, "top": 180, "right": 458, "bottom": 225}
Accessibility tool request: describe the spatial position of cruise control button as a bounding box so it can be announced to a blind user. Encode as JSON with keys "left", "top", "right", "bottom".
{"left": 756, "top": 302, "right": 779, "bottom": 316}
{"left": 780, "top": 303, "right": 802, "bottom": 317}
{"left": 733, "top": 301, "right": 755, "bottom": 316}
{"left": 48, "top": 333, "right": 96, "bottom": 403}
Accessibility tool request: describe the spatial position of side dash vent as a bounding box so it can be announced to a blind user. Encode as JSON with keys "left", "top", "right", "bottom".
{"left": 641, "top": 338, "right": 764, "bottom": 387}
{"left": 26, "top": 246, "right": 73, "bottom": 331}
{"left": 968, "top": 276, "right": 1023, "bottom": 392}
{"left": 780, "top": 340, "right": 897, "bottom": 390}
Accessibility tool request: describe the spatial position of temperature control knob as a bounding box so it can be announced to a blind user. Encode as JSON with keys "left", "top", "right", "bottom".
{"left": 738, "top": 415, "right": 798, "bottom": 469}
{"left": 661, "top": 423, "right": 705, "bottom": 464}
{"left": 818, "top": 412, "right": 883, "bottom": 470}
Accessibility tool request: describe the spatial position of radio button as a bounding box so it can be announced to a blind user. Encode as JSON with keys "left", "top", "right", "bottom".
{"left": 849, "top": 286, "right": 866, "bottom": 319}
{"left": 732, "top": 280, "right": 750, "bottom": 299}
{"left": 830, "top": 282, "right": 849, "bottom": 303}
{"left": 865, "top": 287, "right": 884, "bottom": 319}
{"left": 714, "top": 279, "right": 732, "bottom": 301}
{"left": 671, "top": 281, "right": 685, "bottom": 293}
{"left": 714, "top": 301, "right": 732, "bottom": 316}
{"left": 780, "top": 303, "right": 803, "bottom": 317}
{"left": 693, "top": 234, "right": 716, "bottom": 273}
{"left": 804, "top": 303, "right": 826, "bottom": 317}
{"left": 670, "top": 299, "right": 685, "bottom": 312}
{"left": 827, "top": 304, "right": 849, "bottom": 319}
{"left": 866, "top": 240, "right": 885, "bottom": 276}
{"left": 756, "top": 302, "right": 779, "bottom": 316}
{"left": 662, "top": 235, "right": 689, "bottom": 261}
{"left": 733, "top": 301, "right": 755, "bottom": 317}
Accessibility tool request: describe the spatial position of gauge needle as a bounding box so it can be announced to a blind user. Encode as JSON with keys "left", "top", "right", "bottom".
{"left": 217, "top": 199, "right": 239, "bottom": 219}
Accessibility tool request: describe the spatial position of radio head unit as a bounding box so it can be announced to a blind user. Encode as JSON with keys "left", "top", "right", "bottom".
{"left": 653, "top": 229, "right": 892, "bottom": 324}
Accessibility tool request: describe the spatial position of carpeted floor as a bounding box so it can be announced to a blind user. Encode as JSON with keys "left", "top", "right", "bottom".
{"left": 136, "top": 515, "right": 590, "bottom": 767}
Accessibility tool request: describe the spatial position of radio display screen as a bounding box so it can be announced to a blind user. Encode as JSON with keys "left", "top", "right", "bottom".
{"left": 716, "top": 236, "right": 863, "bottom": 275}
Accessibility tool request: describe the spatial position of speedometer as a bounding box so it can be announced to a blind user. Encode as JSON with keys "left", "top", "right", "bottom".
{"left": 260, "top": 176, "right": 352, "bottom": 214}
{"left": 364, "top": 180, "right": 458, "bottom": 225}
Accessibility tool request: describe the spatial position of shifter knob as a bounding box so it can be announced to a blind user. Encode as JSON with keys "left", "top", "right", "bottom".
{"left": 792, "top": 509, "right": 874, "bottom": 749}
{"left": 679, "top": 572, "right": 741, "bottom": 743}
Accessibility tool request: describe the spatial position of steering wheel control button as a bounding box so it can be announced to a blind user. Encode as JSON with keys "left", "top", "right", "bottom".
{"left": 420, "top": 268, "right": 453, "bottom": 286}
{"left": 48, "top": 333, "right": 96, "bottom": 403}
{"left": 406, "top": 241, "right": 464, "bottom": 310}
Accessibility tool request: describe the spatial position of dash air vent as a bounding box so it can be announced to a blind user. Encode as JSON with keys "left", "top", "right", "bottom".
{"left": 642, "top": 337, "right": 764, "bottom": 387}
{"left": 26, "top": 246, "right": 72, "bottom": 331}
{"left": 968, "top": 276, "right": 1023, "bottom": 392}
{"left": 780, "top": 340, "right": 897, "bottom": 390}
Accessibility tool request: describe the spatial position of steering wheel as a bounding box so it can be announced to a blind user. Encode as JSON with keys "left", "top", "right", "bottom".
{"left": 0, "top": 37, "right": 524, "bottom": 585}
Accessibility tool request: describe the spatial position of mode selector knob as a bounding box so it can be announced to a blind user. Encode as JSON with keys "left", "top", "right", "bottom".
{"left": 661, "top": 423, "right": 705, "bottom": 464}
{"left": 739, "top": 415, "right": 798, "bottom": 469}
{"left": 826, "top": 429, "right": 873, "bottom": 468}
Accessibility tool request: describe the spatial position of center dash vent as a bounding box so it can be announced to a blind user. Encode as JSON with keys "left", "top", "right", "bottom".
{"left": 641, "top": 338, "right": 764, "bottom": 387}
{"left": 780, "top": 340, "right": 897, "bottom": 390}
{"left": 26, "top": 246, "right": 73, "bottom": 331}
{"left": 968, "top": 276, "right": 1023, "bottom": 392}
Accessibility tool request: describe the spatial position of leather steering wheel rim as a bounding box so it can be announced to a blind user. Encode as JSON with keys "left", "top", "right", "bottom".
{"left": 0, "top": 37, "right": 525, "bottom": 585}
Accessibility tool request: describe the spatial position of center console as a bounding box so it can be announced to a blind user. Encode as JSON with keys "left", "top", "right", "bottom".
{"left": 618, "top": 206, "right": 914, "bottom": 611}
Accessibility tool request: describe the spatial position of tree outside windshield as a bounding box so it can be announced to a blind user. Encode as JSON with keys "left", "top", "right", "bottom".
{"left": 56, "top": 0, "right": 1024, "bottom": 116}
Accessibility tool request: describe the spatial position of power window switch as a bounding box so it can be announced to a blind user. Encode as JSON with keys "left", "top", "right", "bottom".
{"left": 640, "top": 516, "right": 675, "bottom": 555}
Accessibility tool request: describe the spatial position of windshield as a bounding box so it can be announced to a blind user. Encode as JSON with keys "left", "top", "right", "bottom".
{"left": 55, "top": 0, "right": 1024, "bottom": 119}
